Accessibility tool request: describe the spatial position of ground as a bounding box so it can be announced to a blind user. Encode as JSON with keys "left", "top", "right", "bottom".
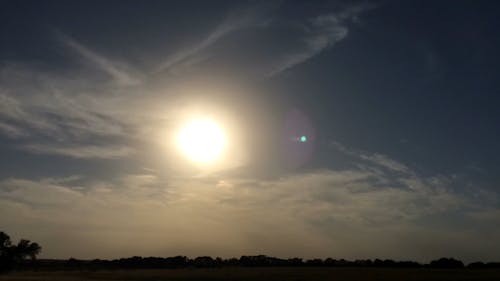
{"left": 1, "top": 268, "right": 500, "bottom": 281}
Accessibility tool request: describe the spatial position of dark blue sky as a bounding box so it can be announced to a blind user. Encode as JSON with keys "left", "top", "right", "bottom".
{"left": 0, "top": 0, "right": 499, "bottom": 261}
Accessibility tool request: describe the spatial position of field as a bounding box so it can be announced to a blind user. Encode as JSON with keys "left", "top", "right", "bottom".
{"left": 1, "top": 267, "right": 500, "bottom": 281}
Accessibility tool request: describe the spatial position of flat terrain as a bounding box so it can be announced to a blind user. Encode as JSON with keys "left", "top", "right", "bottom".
{"left": 1, "top": 268, "right": 500, "bottom": 281}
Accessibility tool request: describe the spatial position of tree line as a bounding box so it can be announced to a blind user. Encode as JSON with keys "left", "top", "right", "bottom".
{"left": 2, "top": 231, "right": 499, "bottom": 272}
{"left": 26, "top": 256, "right": 500, "bottom": 271}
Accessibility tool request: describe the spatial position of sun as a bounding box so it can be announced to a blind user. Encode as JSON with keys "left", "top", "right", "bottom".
{"left": 177, "top": 118, "right": 226, "bottom": 164}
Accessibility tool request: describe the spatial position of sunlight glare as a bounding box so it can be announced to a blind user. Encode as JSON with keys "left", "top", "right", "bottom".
{"left": 177, "top": 118, "right": 226, "bottom": 164}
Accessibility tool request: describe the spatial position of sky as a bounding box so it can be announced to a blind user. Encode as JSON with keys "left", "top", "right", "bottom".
{"left": 0, "top": 0, "right": 499, "bottom": 263}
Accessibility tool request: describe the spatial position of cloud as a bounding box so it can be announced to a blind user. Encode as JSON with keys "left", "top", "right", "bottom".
{"left": 0, "top": 178, "right": 83, "bottom": 207}
{"left": 1, "top": 151, "right": 498, "bottom": 261}
{"left": 266, "top": 2, "right": 376, "bottom": 76}
{"left": 0, "top": 65, "right": 144, "bottom": 159}
{"left": 330, "top": 141, "right": 411, "bottom": 174}
{"left": 359, "top": 153, "right": 411, "bottom": 174}
{"left": 0, "top": 121, "right": 27, "bottom": 137}
{"left": 266, "top": 17, "right": 347, "bottom": 76}
{"left": 0, "top": 86, "right": 135, "bottom": 159}
{"left": 0, "top": 92, "right": 59, "bottom": 137}
{"left": 56, "top": 32, "right": 141, "bottom": 86}
{"left": 0, "top": 59, "right": 249, "bottom": 166}
{"left": 156, "top": 2, "right": 277, "bottom": 74}
{"left": 21, "top": 143, "right": 134, "bottom": 159}
{"left": 0, "top": 2, "right": 375, "bottom": 163}
{"left": 0, "top": 67, "right": 128, "bottom": 138}
{"left": 154, "top": 2, "right": 375, "bottom": 77}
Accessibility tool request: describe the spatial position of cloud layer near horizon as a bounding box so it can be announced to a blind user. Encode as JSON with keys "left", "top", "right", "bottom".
{"left": 1, "top": 144, "right": 498, "bottom": 262}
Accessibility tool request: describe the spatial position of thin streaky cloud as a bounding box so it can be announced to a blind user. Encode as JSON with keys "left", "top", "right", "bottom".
{"left": 330, "top": 140, "right": 411, "bottom": 175}
{"left": 155, "top": 2, "right": 279, "bottom": 73}
{"left": 56, "top": 32, "right": 140, "bottom": 86}
{"left": 359, "top": 153, "right": 411, "bottom": 174}
{"left": 21, "top": 143, "right": 134, "bottom": 159}
{"left": 0, "top": 121, "right": 27, "bottom": 138}
{"left": 268, "top": 2, "right": 376, "bottom": 76}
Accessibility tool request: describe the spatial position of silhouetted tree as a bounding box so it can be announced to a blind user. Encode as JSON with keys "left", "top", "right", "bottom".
{"left": 14, "top": 239, "right": 41, "bottom": 261}
{"left": 0, "top": 231, "right": 42, "bottom": 272}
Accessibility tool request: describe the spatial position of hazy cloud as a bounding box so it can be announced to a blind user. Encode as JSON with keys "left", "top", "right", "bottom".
{"left": 1, "top": 151, "right": 497, "bottom": 261}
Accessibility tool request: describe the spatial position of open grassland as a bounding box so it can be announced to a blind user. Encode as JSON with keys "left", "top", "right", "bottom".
{"left": 1, "top": 267, "right": 500, "bottom": 281}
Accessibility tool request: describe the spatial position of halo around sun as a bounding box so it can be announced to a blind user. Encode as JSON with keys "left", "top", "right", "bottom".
{"left": 177, "top": 118, "right": 226, "bottom": 164}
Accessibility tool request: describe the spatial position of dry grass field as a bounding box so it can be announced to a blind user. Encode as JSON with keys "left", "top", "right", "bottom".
{"left": 1, "top": 267, "right": 500, "bottom": 281}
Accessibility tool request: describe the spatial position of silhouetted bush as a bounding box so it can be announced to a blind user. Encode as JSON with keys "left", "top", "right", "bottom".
{"left": 468, "top": 261, "right": 500, "bottom": 269}
{"left": 306, "top": 259, "right": 324, "bottom": 266}
{"left": 429, "top": 257, "right": 464, "bottom": 269}
{"left": 193, "top": 256, "right": 215, "bottom": 267}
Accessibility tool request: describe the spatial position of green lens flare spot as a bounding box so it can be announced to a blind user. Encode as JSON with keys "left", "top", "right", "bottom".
{"left": 300, "top": 135, "right": 307, "bottom": 142}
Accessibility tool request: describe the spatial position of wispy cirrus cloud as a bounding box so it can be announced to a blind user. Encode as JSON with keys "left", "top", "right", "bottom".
{"left": 21, "top": 143, "right": 134, "bottom": 159}
{"left": 0, "top": 121, "right": 27, "bottom": 138}
{"left": 0, "top": 2, "right": 376, "bottom": 162}
{"left": 0, "top": 63, "right": 144, "bottom": 159}
{"left": 359, "top": 152, "right": 411, "bottom": 174}
{"left": 56, "top": 32, "right": 141, "bottom": 86}
{"left": 267, "top": 3, "right": 376, "bottom": 76}
{"left": 154, "top": 2, "right": 375, "bottom": 77}
{"left": 330, "top": 141, "right": 411, "bottom": 174}
{"left": 155, "top": 2, "right": 278, "bottom": 74}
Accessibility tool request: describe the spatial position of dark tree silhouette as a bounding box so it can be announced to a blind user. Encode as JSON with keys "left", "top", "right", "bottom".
{"left": 429, "top": 257, "right": 464, "bottom": 269}
{"left": 0, "top": 231, "right": 42, "bottom": 272}
{"left": 14, "top": 239, "right": 41, "bottom": 261}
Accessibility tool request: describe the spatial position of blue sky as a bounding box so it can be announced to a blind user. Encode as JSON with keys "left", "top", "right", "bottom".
{"left": 0, "top": 0, "right": 499, "bottom": 262}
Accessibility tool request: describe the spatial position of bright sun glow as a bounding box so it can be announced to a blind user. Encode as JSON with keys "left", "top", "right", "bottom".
{"left": 177, "top": 118, "right": 226, "bottom": 164}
